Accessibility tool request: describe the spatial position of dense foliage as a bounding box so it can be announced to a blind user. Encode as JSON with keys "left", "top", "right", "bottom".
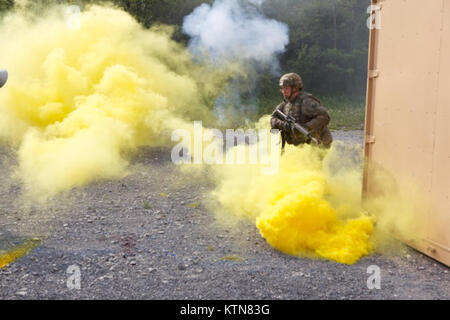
{"left": 1, "top": 0, "right": 370, "bottom": 117}
{"left": 105, "top": 0, "right": 371, "bottom": 98}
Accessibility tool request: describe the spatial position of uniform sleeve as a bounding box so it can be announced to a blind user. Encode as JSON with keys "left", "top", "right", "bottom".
{"left": 302, "top": 98, "right": 330, "bottom": 132}
{"left": 270, "top": 103, "right": 286, "bottom": 131}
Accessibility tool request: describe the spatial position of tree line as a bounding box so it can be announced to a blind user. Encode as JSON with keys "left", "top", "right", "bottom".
{"left": 1, "top": 0, "right": 371, "bottom": 100}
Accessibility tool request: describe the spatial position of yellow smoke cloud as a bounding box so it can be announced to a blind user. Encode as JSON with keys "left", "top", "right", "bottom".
{"left": 0, "top": 4, "right": 226, "bottom": 200}
{"left": 0, "top": 3, "right": 414, "bottom": 265}
{"left": 208, "top": 117, "right": 374, "bottom": 264}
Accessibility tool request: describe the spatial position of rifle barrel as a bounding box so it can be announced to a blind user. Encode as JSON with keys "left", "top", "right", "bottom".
{"left": 274, "top": 109, "right": 319, "bottom": 145}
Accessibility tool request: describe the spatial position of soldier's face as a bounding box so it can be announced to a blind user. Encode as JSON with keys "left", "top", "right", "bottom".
{"left": 281, "top": 86, "right": 292, "bottom": 99}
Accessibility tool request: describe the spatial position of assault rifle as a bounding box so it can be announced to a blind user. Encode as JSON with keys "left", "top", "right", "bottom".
{"left": 273, "top": 108, "right": 319, "bottom": 145}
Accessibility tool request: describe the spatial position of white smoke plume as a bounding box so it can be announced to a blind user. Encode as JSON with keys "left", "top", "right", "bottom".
{"left": 182, "top": 0, "right": 288, "bottom": 65}
{"left": 182, "top": 0, "right": 289, "bottom": 125}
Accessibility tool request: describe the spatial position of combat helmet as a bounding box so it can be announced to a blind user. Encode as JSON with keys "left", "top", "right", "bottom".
{"left": 279, "top": 73, "right": 303, "bottom": 90}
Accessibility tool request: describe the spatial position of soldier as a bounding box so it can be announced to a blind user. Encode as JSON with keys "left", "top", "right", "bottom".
{"left": 271, "top": 73, "right": 333, "bottom": 149}
{"left": 0, "top": 70, "right": 8, "bottom": 88}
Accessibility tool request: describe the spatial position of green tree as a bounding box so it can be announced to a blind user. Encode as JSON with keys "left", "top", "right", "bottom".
{"left": 262, "top": 0, "right": 370, "bottom": 98}
{"left": 0, "top": 0, "right": 14, "bottom": 12}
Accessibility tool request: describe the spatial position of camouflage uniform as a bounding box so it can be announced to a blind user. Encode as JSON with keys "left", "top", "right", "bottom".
{"left": 271, "top": 91, "right": 333, "bottom": 148}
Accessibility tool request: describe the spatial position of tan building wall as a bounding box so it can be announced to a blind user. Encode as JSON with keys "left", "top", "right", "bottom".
{"left": 364, "top": 0, "right": 450, "bottom": 266}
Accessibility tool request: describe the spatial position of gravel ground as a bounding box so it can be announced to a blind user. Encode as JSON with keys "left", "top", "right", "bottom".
{"left": 0, "top": 130, "right": 448, "bottom": 300}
